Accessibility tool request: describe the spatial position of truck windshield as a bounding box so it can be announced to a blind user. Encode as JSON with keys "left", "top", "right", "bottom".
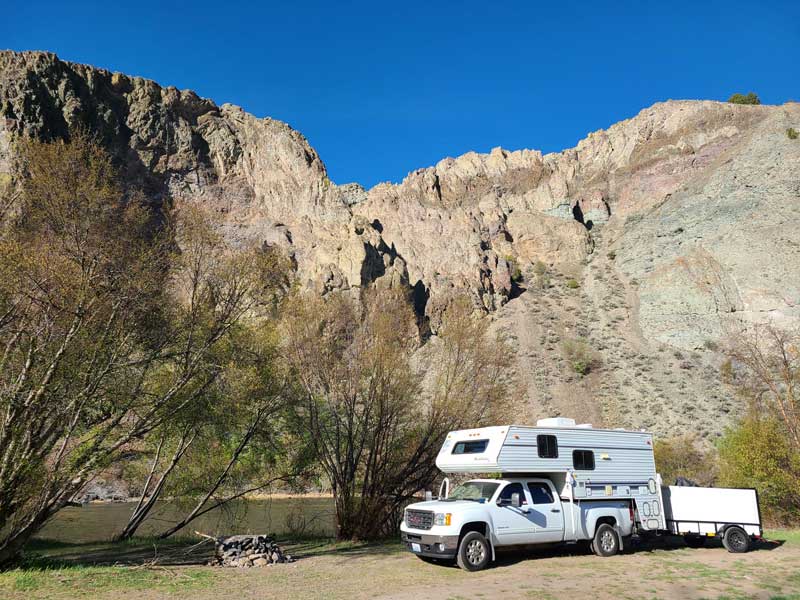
{"left": 445, "top": 481, "right": 500, "bottom": 502}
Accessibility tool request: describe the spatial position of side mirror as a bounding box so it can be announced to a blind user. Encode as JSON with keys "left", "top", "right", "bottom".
{"left": 511, "top": 492, "right": 522, "bottom": 508}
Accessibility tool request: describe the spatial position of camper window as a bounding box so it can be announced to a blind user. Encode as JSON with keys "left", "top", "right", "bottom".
{"left": 537, "top": 434, "right": 558, "bottom": 458}
{"left": 572, "top": 449, "right": 595, "bottom": 470}
{"left": 452, "top": 439, "right": 489, "bottom": 455}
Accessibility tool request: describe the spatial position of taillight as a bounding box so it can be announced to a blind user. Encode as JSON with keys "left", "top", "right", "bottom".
{"left": 629, "top": 503, "right": 634, "bottom": 522}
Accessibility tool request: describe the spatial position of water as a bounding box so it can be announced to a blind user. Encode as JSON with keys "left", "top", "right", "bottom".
{"left": 37, "top": 497, "right": 336, "bottom": 543}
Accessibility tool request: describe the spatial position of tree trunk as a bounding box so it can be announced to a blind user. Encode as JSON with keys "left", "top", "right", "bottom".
{"left": 114, "top": 431, "right": 195, "bottom": 541}
{"left": 0, "top": 499, "right": 62, "bottom": 568}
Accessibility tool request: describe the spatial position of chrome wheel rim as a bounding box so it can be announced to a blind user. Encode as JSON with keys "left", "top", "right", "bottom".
{"left": 466, "top": 540, "right": 486, "bottom": 564}
{"left": 600, "top": 530, "right": 615, "bottom": 553}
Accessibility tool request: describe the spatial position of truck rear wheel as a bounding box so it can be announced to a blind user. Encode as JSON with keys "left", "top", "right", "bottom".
{"left": 456, "top": 531, "right": 491, "bottom": 571}
{"left": 593, "top": 523, "right": 620, "bottom": 557}
{"left": 722, "top": 526, "right": 750, "bottom": 553}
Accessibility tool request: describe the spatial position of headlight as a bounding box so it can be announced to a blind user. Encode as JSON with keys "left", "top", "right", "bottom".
{"left": 433, "top": 513, "right": 452, "bottom": 526}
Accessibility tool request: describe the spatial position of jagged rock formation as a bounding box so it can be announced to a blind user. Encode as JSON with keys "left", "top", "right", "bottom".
{"left": 2, "top": 50, "right": 799, "bottom": 437}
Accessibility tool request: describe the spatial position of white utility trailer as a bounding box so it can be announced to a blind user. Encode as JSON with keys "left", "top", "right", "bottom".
{"left": 662, "top": 485, "right": 762, "bottom": 551}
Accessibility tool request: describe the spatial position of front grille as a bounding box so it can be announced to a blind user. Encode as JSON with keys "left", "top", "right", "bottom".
{"left": 406, "top": 509, "right": 434, "bottom": 530}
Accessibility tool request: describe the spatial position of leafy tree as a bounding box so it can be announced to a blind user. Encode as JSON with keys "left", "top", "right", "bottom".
{"left": 727, "top": 92, "right": 761, "bottom": 105}
{"left": 726, "top": 324, "right": 799, "bottom": 451}
{"left": 282, "top": 291, "right": 513, "bottom": 539}
{"left": 654, "top": 434, "right": 716, "bottom": 486}
{"left": 0, "top": 134, "right": 286, "bottom": 565}
{"left": 717, "top": 415, "right": 800, "bottom": 524}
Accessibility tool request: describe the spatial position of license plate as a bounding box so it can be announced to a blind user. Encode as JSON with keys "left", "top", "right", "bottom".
{"left": 411, "top": 543, "right": 421, "bottom": 553}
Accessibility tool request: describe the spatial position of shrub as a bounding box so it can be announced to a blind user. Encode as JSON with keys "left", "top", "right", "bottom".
{"left": 566, "top": 279, "right": 580, "bottom": 289}
{"left": 533, "top": 260, "right": 547, "bottom": 276}
{"left": 727, "top": 92, "right": 761, "bottom": 105}
{"left": 788, "top": 128, "right": 799, "bottom": 140}
{"left": 561, "top": 338, "right": 598, "bottom": 376}
{"left": 717, "top": 415, "right": 800, "bottom": 525}
{"left": 504, "top": 255, "right": 523, "bottom": 283}
{"left": 654, "top": 435, "right": 717, "bottom": 486}
{"left": 607, "top": 250, "right": 616, "bottom": 260}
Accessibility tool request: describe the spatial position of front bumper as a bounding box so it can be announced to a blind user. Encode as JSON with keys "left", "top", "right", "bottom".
{"left": 400, "top": 530, "right": 459, "bottom": 559}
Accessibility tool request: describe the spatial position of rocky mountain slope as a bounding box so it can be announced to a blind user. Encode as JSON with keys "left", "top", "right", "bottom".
{"left": 2, "top": 50, "right": 799, "bottom": 438}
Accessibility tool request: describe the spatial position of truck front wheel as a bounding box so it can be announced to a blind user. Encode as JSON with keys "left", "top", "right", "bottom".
{"left": 456, "top": 531, "right": 491, "bottom": 571}
{"left": 593, "top": 523, "right": 620, "bottom": 557}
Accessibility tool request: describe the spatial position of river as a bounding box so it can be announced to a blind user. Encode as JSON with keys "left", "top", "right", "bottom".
{"left": 37, "top": 497, "right": 336, "bottom": 542}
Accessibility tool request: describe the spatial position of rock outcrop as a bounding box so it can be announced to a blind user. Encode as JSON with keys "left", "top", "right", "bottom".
{"left": 2, "top": 50, "right": 799, "bottom": 437}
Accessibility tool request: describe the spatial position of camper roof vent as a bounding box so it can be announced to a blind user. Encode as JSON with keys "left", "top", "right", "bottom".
{"left": 536, "top": 417, "right": 576, "bottom": 427}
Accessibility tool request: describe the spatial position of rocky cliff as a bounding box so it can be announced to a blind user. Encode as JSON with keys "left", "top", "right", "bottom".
{"left": 2, "top": 50, "right": 798, "bottom": 437}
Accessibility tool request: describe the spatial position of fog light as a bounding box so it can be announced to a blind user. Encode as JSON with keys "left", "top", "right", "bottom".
{"left": 437, "top": 543, "right": 446, "bottom": 552}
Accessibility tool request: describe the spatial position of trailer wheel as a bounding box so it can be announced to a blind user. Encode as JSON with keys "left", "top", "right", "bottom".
{"left": 722, "top": 526, "right": 750, "bottom": 553}
{"left": 593, "top": 523, "right": 620, "bottom": 557}
{"left": 684, "top": 535, "right": 707, "bottom": 548}
{"left": 456, "top": 532, "right": 491, "bottom": 571}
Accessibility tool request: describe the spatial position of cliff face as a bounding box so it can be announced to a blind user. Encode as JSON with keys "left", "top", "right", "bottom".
{"left": 2, "top": 50, "right": 799, "bottom": 437}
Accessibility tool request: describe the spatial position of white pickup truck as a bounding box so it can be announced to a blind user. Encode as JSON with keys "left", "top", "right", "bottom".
{"left": 400, "top": 477, "right": 634, "bottom": 571}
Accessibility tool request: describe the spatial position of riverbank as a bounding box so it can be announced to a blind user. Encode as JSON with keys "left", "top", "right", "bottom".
{"left": 2, "top": 531, "right": 799, "bottom": 599}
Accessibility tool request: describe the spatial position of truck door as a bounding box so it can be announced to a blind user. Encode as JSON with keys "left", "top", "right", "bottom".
{"left": 491, "top": 482, "right": 536, "bottom": 543}
{"left": 527, "top": 481, "right": 564, "bottom": 542}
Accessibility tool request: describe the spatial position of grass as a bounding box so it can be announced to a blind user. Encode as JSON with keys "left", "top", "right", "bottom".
{"left": 3, "top": 531, "right": 800, "bottom": 599}
{"left": 767, "top": 529, "right": 800, "bottom": 545}
{"left": 0, "top": 536, "right": 409, "bottom": 599}
{"left": 1, "top": 537, "right": 218, "bottom": 598}
{"left": 2, "top": 560, "right": 215, "bottom": 597}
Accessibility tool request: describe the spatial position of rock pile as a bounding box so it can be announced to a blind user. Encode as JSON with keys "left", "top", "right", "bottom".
{"left": 210, "top": 535, "right": 294, "bottom": 567}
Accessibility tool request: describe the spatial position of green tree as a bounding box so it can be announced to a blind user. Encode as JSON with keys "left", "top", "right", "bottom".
{"left": 0, "top": 134, "right": 286, "bottom": 565}
{"left": 654, "top": 434, "right": 716, "bottom": 486}
{"left": 727, "top": 92, "right": 761, "bottom": 105}
{"left": 726, "top": 324, "right": 799, "bottom": 451}
{"left": 717, "top": 415, "right": 800, "bottom": 524}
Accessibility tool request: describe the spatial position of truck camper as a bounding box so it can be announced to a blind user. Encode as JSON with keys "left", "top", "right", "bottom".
{"left": 400, "top": 418, "right": 762, "bottom": 571}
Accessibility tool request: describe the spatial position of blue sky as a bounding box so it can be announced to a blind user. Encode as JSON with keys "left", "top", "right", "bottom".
{"left": 3, "top": 0, "right": 799, "bottom": 188}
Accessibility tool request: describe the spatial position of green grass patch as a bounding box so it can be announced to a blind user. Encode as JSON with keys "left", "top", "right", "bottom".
{"left": 766, "top": 530, "right": 800, "bottom": 545}
{"left": 0, "top": 563, "right": 215, "bottom": 598}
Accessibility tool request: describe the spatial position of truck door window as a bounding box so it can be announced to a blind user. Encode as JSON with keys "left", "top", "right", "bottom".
{"left": 452, "top": 440, "right": 489, "bottom": 454}
{"left": 498, "top": 482, "right": 527, "bottom": 505}
{"left": 527, "top": 482, "right": 554, "bottom": 504}
{"left": 537, "top": 434, "right": 558, "bottom": 458}
{"left": 572, "top": 449, "right": 595, "bottom": 470}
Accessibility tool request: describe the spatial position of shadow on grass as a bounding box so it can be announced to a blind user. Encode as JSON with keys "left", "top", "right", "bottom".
{"left": 284, "top": 538, "right": 403, "bottom": 562}
{"left": 19, "top": 535, "right": 404, "bottom": 570}
{"left": 20, "top": 536, "right": 216, "bottom": 568}
{"left": 411, "top": 533, "right": 788, "bottom": 571}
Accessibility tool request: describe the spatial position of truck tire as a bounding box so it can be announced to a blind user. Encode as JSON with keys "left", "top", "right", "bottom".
{"left": 456, "top": 531, "right": 491, "bottom": 571}
{"left": 684, "top": 535, "right": 706, "bottom": 548}
{"left": 593, "top": 523, "right": 620, "bottom": 557}
{"left": 722, "top": 526, "right": 750, "bottom": 553}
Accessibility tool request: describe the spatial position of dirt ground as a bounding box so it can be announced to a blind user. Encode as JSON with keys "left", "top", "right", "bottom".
{"left": 4, "top": 533, "right": 800, "bottom": 600}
